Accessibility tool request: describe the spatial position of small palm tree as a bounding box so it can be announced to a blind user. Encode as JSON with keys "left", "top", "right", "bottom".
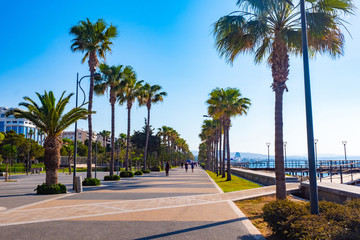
{"left": 207, "top": 88, "right": 251, "bottom": 181}
{"left": 7, "top": 91, "right": 89, "bottom": 185}
{"left": 138, "top": 83, "right": 167, "bottom": 170}
{"left": 117, "top": 66, "right": 143, "bottom": 171}
{"left": 213, "top": 0, "right": 353, "bottom": 198}
{"left": 95, "top": 63, "right": 124, "bottom": 176}
{"left": 70, "top": 18, "right": 118, "bottom": 179}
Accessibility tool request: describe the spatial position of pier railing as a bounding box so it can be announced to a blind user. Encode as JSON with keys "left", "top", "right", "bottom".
{"left": 233, "top": 160, "right": 360, "bottom": 184}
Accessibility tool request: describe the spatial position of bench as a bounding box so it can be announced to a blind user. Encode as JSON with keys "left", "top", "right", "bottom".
{"left": 30, "top": 167, "right": 43, "bottom": 174}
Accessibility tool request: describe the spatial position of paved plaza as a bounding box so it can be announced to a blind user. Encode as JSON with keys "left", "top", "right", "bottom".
{"left": 0, "top": 168, "right": 299, "bottom": 240}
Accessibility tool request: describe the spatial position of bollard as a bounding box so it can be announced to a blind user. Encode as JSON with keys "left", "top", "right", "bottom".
{"left": 75, "top": 176, "right": 83, "bottom": 193}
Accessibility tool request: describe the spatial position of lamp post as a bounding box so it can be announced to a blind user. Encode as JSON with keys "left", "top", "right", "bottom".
{"left": 284, "top": 142, "right": 287, "bottom": 170}
{"left": 116, "top": 143, "right": 120, "bottom": 175}
{"left": 314, "top": 139, "right": 318, "bottom": 166}
{"left": 73, "top": 73, "right": 100, "bottom": 190}
{"left": 266, "top": 142, "right": 271, "bottom": 169}
{"left": 342, "top": 141, "right": 347, "bottom": 165}
{"left": 300, "top": 0, "right": 319, "bottom": 214}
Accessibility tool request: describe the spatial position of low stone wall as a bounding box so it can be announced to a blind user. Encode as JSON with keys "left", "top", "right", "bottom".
{"left": 230, "top": 168, "right": 299, "bottom": 186}
{"left": 300, "top": 182, "right": 360, "bottom": 204}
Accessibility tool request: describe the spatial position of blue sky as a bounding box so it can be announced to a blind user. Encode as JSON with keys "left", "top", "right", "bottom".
{"left": 1, "top": 0, "right": 360, "bottom": 156}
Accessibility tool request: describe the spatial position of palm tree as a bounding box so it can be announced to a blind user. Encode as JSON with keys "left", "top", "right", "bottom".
{"left": 7, "top": 91, "right": 89, "bottom": 185}
{"left": 138, "top": 83, "right": 167, "bottom": 170}
{"left": 70, "top": 18, "right": 118, "bottom": 179}
{"left": 207, "top": 88, "right": 251, "bottom": 181}
{"left": 99, "top": 130, "right": 111, "bottom": 149}
{"left": 213, "top": 0, "right": 353, "bottom": 198}
{"left": 95, "top": 63, "right": 124, "bottom": 176}
{"left": 118, "top": 66, "right": 143, "bottom": 171}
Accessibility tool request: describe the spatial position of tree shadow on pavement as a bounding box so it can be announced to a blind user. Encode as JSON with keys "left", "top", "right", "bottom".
{"left": 134, "top": 218, "right": 246, "bottom": 240}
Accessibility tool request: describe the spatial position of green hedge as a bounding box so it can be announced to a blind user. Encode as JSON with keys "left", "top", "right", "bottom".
{"left": 134, "top": 170, "right": 143, "bottom": 176}
{"left": 35, "top": 183, "right": 67, "bottom": 194}
{"left": 141, "top": 169, "right": 151, "bottom": 174}
{"left": 150, "top": 166, "right": 162, "bottom": 172}
{"left": 82, "top": 178, "right": 100, "bottom": 186}
{"left": 104, "top": 175, "right": 120, "bottom": 181}
{"left": 262, "top": 199, "right": 360, "bottom": 239}
{"left": 120, "top": 171, "right": 134, "bottom": 178}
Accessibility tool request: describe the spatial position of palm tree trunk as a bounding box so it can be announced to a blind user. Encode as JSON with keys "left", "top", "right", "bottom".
{"left": 274, "top": 89, "right": 286, "bottom": 199}
{"left": 143, "top": 106, "right": 151, "bottom": 170}
{"left": 110, "top": 100, "right": 115, "bottom": 176}
{"left": 222, "top": 123, "right": 226, "bottom": 178}
{"left": 271, "top": 35, "right": 288, "bottom": 200}
{"left": 206, "top": 142, "right": 211, "bottom": 170}
{"left": 219, "top": 123, "right": 222, "bottom": 176}
{"left": 44, "top": 137, "right": 62, "bottom": 185}
{"left": 226, "top": 121, "right": 231, "bottom": 181}
{"left": 125, "top": 106, "right": 131, "bottom": 171}
{"left": 87, "top": 69, "right": 95, "bottom": 179}
{"left": 215, "top": 134, "right": 219, "bottom": 176}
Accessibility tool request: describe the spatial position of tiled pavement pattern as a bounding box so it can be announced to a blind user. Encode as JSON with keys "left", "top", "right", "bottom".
{"left": 0, "top": 168, "right": 299, "bottom": 239}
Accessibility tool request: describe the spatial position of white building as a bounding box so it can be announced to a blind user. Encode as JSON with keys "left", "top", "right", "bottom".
{"left": 0, "top": 107, "right": 40, "bottom": 141}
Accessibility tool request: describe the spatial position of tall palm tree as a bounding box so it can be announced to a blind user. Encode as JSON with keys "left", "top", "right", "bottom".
{"left": 70, "top": 18, "right": 118, "bottom": 179}
{"left": 95, "top": 63, "right": 124, "bottom": 176}
{"left": 7, "top": 91, "right": 89, "bottom": 185}
{"left": 99, "top": 130, "right": 111, "bottom": 149}
{"left": 207, "top": 88, "right": 251, "bottom": 181}
{"left": 213, "top": 0, "right": 353, "bottom": 198}
{"left": 138, "top": 83, "right": 167, "bottom": 170}
{"left": 118, "top": 66, "right": 143, "bottom": 171}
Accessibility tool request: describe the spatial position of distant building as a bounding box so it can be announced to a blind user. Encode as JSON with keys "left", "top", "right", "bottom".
{"left": 60, "top": 129, "right": 98, "bottom": 143}
{"left": 0, "top": 107, "right": 40, "bottom": 141}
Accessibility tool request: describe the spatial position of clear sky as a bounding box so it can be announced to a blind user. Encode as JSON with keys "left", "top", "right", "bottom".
{"left": 1, "top": 0, "right": 359, "bottom": 157}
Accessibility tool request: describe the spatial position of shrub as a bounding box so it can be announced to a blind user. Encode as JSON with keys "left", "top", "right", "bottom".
{"left": 104, "top": 175, "right": 120, "bottom": 181}
{"left": 150, "top": 166, "right": 161, "bottom": 172}
{"left": 286, "top": 214, "right": 343, "bottom": 239}
{"left": 200, "top": 163, "right": 205, "bottom": 169}
{"left": 82, "top": 178, "right": 100, "bottom": 186}
{"left": 263, "top": 199, "right": 360, "bottom": 239}
{"left": 262, "top": 199, "right": 307, "bottom": 235}
{"left": 35, "top": 183, "right": 67, "bottom": 194}
{"left": 120, "top": 171, "right": 134, "bottom": 178}
{"left": 134, "top": 170, "right": 143, "bottom": 176}
{"left": 142, "top": 169, "right": 151, "bottom": 174}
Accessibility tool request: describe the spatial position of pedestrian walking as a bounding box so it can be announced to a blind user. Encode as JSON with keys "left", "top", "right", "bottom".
{"left": 165, "top": 162, "right": 170, "bottom": 176}
{"left": 181, "top": 162, "right": 184, "bottom": 168}
{"left": 185, "top": 162, "right": 189, "bottom": 173}
{"left": 191, "top": 162, "right": 194, "bottom": 173}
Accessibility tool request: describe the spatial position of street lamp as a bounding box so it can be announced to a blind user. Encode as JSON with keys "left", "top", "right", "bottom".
{"left": 266, "top": 142, "right": 271, "bottom": 169}
{"left": 314, "top": 139, "right": 318, "bottom": 166}
{"left": 284, "top": 142, "right": 287, "bottom": 169}
{"left": 299, "top": 0, "right": 319, "bottom": 214}
{"left": 342, "top": 141, "right": 347, "bottom": 165}
{"left": 73, "top": 72, "right": 100, "bottom": 190}
{"left": 116, "top": 143, "right": 120, "bottom": 175}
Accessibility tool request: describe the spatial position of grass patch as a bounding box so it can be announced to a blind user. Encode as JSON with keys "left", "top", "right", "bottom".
{"left": 235, "top": 195, "right": 301, "bottom": 239}
{"left": 206, "top": 170, "right": 261, "bottom": 193}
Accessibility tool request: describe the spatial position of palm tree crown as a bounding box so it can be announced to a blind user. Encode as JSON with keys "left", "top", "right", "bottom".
{"left": 70, "top": 18, "right": 118, "bottom": 68}
{"left": 8, "top": 91, "right": 88, "bottom": 138}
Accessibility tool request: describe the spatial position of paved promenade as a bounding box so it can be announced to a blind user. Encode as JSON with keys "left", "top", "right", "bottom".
{"left": 0, "top": 168, "right": 298, "bottom": 239}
